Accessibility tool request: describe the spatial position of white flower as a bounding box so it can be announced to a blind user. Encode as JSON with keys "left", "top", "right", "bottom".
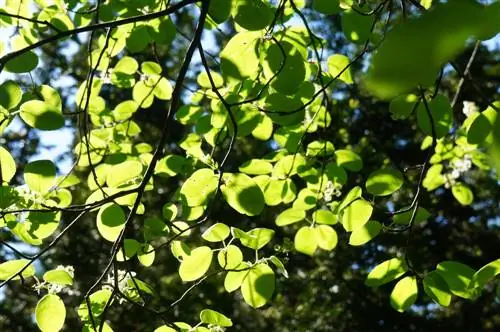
{"left": 462, "top": 101, "right": 479, "bottom": 117}
{"left": 100, "top": 70, "right": 112, "bottom": 84}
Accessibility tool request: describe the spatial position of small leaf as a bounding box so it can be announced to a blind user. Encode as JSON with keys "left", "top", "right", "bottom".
{"left": 335, "top": 149, "right": 363, "bottom": 172}
{"left": 349, "top": 220, "right": 382, "bottom": 246}
{"left": 138, "top": 243, "right": 155, "bottom": 267}
{"left": 269, "top": 256, "right": 288, "bottom": 278}
{"left": 276, "top": 208, "right": 306, "bottom": 226}
{"left": 35, "top": 294, "right": 66, "bottom": 332}
{"left": 218, "top": 245, "right": 243, "bottom": 270}
{"left": 416, "top": 95, "right": 453, "bottom": 139}
{"left": 24, "top": 160, "right": 56, "bottom": 193}
{"left": 5, "top": 51, "right": 38, "bottom": 73}
{"left": 221, "top": 173, "right": 265, "bottom": 216}
{"left": 179, "top": 246, "right": 213, "bottom": 282}
{"left": 0, "top": 80, "right": 22, "bottom": 110}
{"left": 423, "top": 271, "right": 451, "bottom": 307}
{"left": 238, "top": 159, "right": 273, "bottom": 175}
{"left": 436, "top": 261, "right": 476, "bottom": 299}
{"left": 238, "top": 228, "right": 274, "bottom": 250}
{"left": 0, "top": 146, "right": 16, "bottom": 183}
{"left": 241, "top": 263, "right": 275, "bottom": 308}
{"left": 202, "top": 223, "right": 230, "bottom": 242}
{"left": 341, "top": 199, "right": 373, "bottom": 232}
{"left": 327, "top": 54, "right": 352, "bottom": 84}
{"left": 365, "top": 258, "right": 407, "bottom": 288}
{"left": 43, "top": 269, "right": 73, "bottom": 285}
{"left": 20, "top": 100, "right": 64, "bottom": 130}
{"left": 96, "top": 203, "right": 126, "bottom": 242}
{"left": 315, "top": 225, "right": 338, "bottom": 251}
{"left": 180, "top": 169, "right": 218, "bottom": 207}
{"left": 200, "top": 309, "right": 232, "bottom": 327}
{"left": 107, "top": 160, "right": 143, "bottom": 188}
{"left": 470, "top": 259, "right": 500, "bottom": 290}
{"left": 224, "top": 262, "right": 249, "bottom": 292}
{"left": 0, "top": 259, "right": 36, "bottom": 280}
{"left": 451, "top": 182, "right": 474, "bottom": 206}
{"left": 390, "top": 276, "right": 418, "bottom": 312}
{"left": 312, "top": 209, "right": 337, "bottom": 225}
{"left": 365, "top": 168, "right": 404, "bottom": 196}
{"left": 294, "top": 226, "right": 317, "bottom": 256}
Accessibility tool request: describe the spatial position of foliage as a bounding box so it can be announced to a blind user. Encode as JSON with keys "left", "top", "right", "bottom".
{"left": 0, "top": 0, "right": 499, "bottom": 331}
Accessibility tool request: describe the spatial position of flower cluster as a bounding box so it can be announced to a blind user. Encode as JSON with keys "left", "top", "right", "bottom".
{"left": 462, "top": 101, "right": 479, "bottom": 117}
{"left": 324, "top": 181, "right": 342, "bottom": 202}
{"left": 444, "top": 154, "right": 472, "bottom": 188}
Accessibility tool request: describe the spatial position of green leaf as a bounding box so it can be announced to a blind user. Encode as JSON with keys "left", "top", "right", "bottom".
{"left": 365, "top": 258, "right": 407, "bottom": 287}
{"left": 467, "top": 111, "right": 492, "bottom": 145}
{"left": 469, "top": 259, "right": 500, "bottom": 290}
{"left": 107, "top": 160, "right": 143, "bottom": 188}
{"left": 43, "top": 269, "right": 73, "bottom": 285}
{"left": 0, "top": 146, "right": 16, "bottom": 183}
{"left": 349, "top": 220, "right": 382, "bottom": 246}
{"left": 138, "top": 243, "right": 155, "bottom": 267}
{"left": 114, "top": 56, "right": 138, "bottom": 75}
{"left": 209, "top": 0, "right": 233, "bottom": 23}
{"left": 179, "top": 246, "right": 213, "bottom": 282}
{"left": 200, "top": 309, "right": 232, "bottom": 327}
{"left": 0, "top": 80, "right": 22, "bottom": 110}
{"left": 315, "top": 225, "right": 338, "bottom": 251}
{"left": 35, "top": 294, "right": 66, "bottom": 332}
{"left": 327, "top": 54, "right": 353, "bottom": 84}
{"left": 241, "top": 263, "right": 275, "bottom": 308}
{"left": 24, "top": 160, "right": 56, "bottom": 193}
{"left": 341, "top": 199, "right": 373, "bottom": 232}
{"left": 5, "top": 51, "right": 38, "bottom": 73}
{"left": 238, "top": 228, "right": 274, "bottom": 250}
{"left": 233, "top": 0, "right": 272, "bottom": 31}
{"left": 127, "top": 25, "right": 151, "bottom": 53}
{"left": 365, "top": 168, "right": 404, "bottom": 196}
{"left": 262, "top": 41, "right": 306, "bottom": 94}
{"left": 117, "top": 238, "right": 140, "bottom": 261}
{"left": 416, "top": 95, "right": 453, "bottom": 139}
{"left": 365, "top": 1, "right": 500, "bottom": 99}
{"left": 389, "top": 94, "right": 418, "bottom": 120}
{"left": 294, "top": 226, "right": 317, "bottom": 256}
{"left": 276, "top": 208, "right": 306, "bottom": 226}
{"left": 390, "top": 276, "right": 418, "bottom": 312}
{"left": 312, "top": 209, "right": 337, "bottom": 225}
{"left": 238, "top": 159, "right": 273, "bottom": 175}
{"left": 77, "top": 289, "right": 112, "bottom": 322}
{"left": 220, "top": 31, "right": 260, "bottom": 80}
{"left": 0, "top": 259, "right": 35, "bottom": 280}
{"left": 218, "top": 245, "right": 243, "bottom": 269}
{"left": 335, "top": 149, "right": 363, "bottom": 172}
{"left": 451, "top": 182, "right": 474, "bottom": 206}
{"left": 180, "top": 169, "right": 218, "bottom": 207}
{"left": 269, "top": 256, "right": 288, "bottom": 278}
{"left": 341, "top": 10, "right": 374, "bottom": 44}
{"left": 221, "top": 173, "right": 265, "bottom": 216}
{"left": 423, "top": 271, "right": 451, "bottom": 307}
{"left": 197, "top": 71, "right": 224, "bottom": 89}
{"left": 312, "top": 0, "right": 340, "bottom": 14}
{"left": 96, "top": 203, "right": 126, "bottom": 242}
{"left": 436, "top": 261, "right": 476, "bottom": 299}
{"left": 292, "top": 188, "right": 317, "bottom": 210}
{"left": 393, "top": 207, "right": 431, "bottom": 225}
{"left": 337, "top": 186, "right": 362, "bottom": 211}
{"left": 202, "top": 223, "right": 230, "bottom": 242}
{"left": 224, "top": 262, "right": 249, "bottom": 292}
{"left": 20, "top": 100, "right": 64, "bottom": 130}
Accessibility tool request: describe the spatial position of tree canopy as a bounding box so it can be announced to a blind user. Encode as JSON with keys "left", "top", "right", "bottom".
{"left": 0, "top": 0, "right": 499, "bottom": 331}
